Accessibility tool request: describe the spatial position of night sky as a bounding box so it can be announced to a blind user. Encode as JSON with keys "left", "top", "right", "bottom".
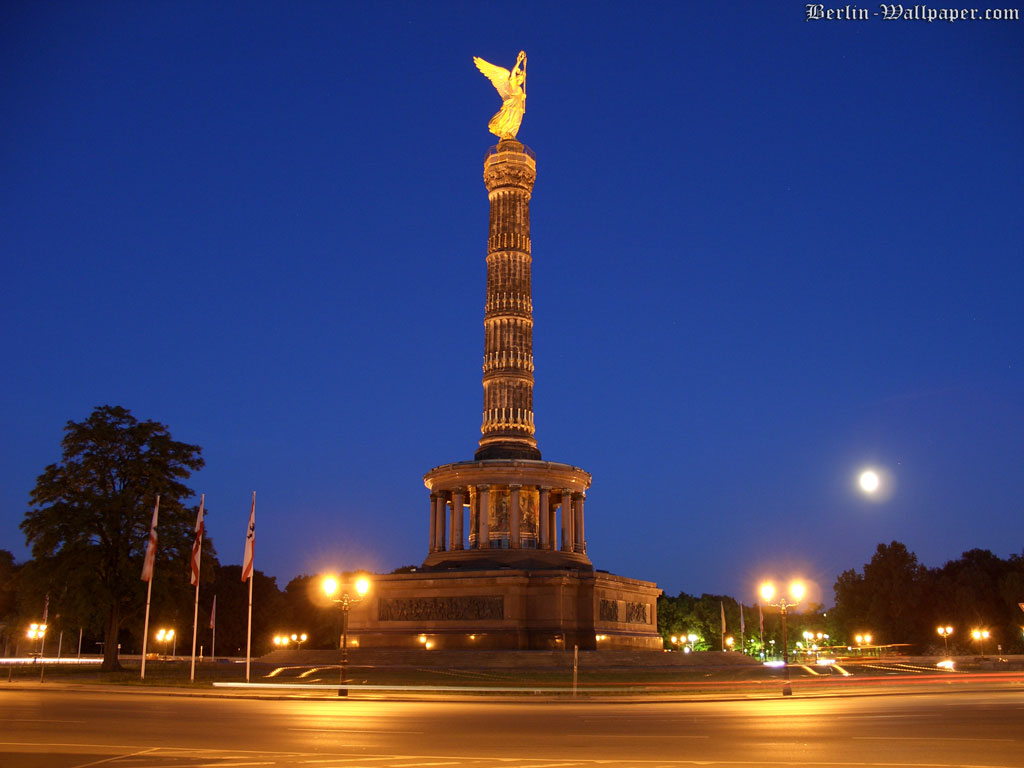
{"left": 2, "top": 2, "right": 1021, "bottom": 607}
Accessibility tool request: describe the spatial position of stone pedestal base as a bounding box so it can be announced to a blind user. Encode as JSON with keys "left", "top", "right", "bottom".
{"left": 345, "top": 568, "right": 663, "bottom": 651}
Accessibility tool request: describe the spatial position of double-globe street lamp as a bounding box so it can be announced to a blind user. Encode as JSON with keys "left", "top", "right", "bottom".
{"left": 273, "top": 632, "right": 308, "bottom": 649}
{"left": 760, "top": 580, "right": 805, "bottom": 696}
{"left": 971, "top": 628, "right": 990, "bottom": 656}
{"left": 27, "top": 623, "right": 47, "bottom": 659}
{"left": 156, "top": 628, "right": 176, "bottom": 658}
{"left": 937, "top": 625, "right": 953, "bottom": 655}
{"left": 322, "top": 575, "right": 370, "bottom": 696}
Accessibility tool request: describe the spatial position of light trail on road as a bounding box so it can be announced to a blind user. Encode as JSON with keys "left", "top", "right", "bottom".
{"left": 1, "top": 685, "right": 1022, "bottom": 767}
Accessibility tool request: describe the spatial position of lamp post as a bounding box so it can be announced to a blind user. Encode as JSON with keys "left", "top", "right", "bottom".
{"left": 937, "top": 626, "right": 953, "bottom": 655}
{"left": 27, "top": 623, "right": 47, "bottom": 660}
{"left": 854, "top": 632, "right": 873, "bottom": 656}
{"left": 291, "top": 632, "right": 308, "bottom": 650}
{"left": 156, "top": 628, "right": 175, "bottom": 659}
{"left": 971, "top": 628, "right": 990, "bottom": 656}
{"left": 323, "top": 575, "right": 370, "bottom": 696}
{"left": 760, "top": 580, "right": 805, "bottom": 696}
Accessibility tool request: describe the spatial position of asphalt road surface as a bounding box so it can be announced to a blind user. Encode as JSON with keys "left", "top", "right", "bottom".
{"left": 2, "top": 686, "right": 1023, "bottom": 768}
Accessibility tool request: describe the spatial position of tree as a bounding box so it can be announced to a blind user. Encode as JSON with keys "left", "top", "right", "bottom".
{"left": 833, "top": 541, "right": 927, "bottom": 647}
{"left": 210, "top": 565, "right": 283, "bottom": 657}
{"left": 21, "top": 406, "right": 204, "bottom": 670}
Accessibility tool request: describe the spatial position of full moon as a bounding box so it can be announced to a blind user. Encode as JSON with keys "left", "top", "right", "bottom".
{"left": 859, "top": 470, "right": 880, "bottom": 493}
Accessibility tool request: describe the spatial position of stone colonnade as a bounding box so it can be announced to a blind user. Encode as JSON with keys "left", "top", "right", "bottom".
{"left": 428, "top": 485, "right": 585, "bottom": 554}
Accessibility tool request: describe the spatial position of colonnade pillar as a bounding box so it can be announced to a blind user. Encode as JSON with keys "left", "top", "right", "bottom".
{"left": 477, "top": 485, "right": 490, "bottom": 549}
{"left": 538, "top": 487, "right": 550, "bottom": 550}
{"left": 560, "top": 490, "right": 573, "bottom": 552}
{"left": 437, "top": 494, "right": 448, "bottom": 552}
{"left": 574, "top": 493, "right": 585, "bottom": 553}
{"left": 429, "top": 494, "right": 438, "bottom": 553}
{"left": 451, "top": 488, "right": 465, "bottom": 550}
{"left": 509, "top": 485, "right": 521, "bottom": 549}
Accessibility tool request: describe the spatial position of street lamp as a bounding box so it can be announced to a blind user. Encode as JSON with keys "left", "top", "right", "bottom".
{"left": 273, "top": 634, "right": 290, "bottom": 647}
{"left": 291, "top": 632, "right": 308, "bottom": 650}
{"left": 937, "top": 626, "right": 953, "bottom": 655}
{"left": 854, "top": 632, "right": 873, "bottom": 655}
{"left": 686, "top": 633, "right": 698, "bottom": 652}
{"left": 971, "top": 628, "right": 990, "bottom": 656}
{"left": 156, "top": 628, "right": 175, "bottom": 658}
{"left": 323, "top": 575, "right": 370, "bottom": 696}
{"left": 27, "top": 623, "right": 47, "bottom": 659}
{"left": 760, "top": 580, "right": 804, "bottom": 696}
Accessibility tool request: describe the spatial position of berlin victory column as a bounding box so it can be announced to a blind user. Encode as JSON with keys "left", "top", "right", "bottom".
{"left": 346, "top": 53, "right": 662, "bottom": 650}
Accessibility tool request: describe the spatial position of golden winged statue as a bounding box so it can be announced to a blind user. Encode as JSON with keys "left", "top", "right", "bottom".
{"left": 473, "top": 51, "right": 527, "bottom": 140}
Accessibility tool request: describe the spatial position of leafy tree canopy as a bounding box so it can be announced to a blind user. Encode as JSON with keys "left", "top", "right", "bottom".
{"left": 21, "top": 405, "right": 204, "bottom": 670}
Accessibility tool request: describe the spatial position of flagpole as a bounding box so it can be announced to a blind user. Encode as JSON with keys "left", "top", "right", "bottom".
{"left": 139, "top": 494, "right": 159, "bottom": 681}
{"left": 189, "top": 572, "right": 201, "bottom": 681}
{"left": 739, "top": 603, "right": 746, "bottom": 656}
{"left": 210, "top": 596, "right": 217, "bottom": 658}
{"left": 189, "top": 494, "right": 205, "bottom": 682}
{"left": 140, "top": 577, "right": 153, "bottom": 680}
{"left": 758, "top": 603, "right": 765, "bottom": 659}
{"left": 244, "top": 491, "right": 255, "bottom": 682}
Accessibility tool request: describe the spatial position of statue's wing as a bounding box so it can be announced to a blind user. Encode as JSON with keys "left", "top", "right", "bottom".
{"left": 474, "top": 57, "right": 512, "bottom": 100}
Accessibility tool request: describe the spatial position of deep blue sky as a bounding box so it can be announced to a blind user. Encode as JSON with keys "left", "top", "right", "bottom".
{"left": 2, "top": 2, "right": 1021, "bottom": 606}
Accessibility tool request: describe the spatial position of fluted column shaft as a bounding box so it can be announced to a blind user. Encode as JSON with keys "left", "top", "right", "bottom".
{"left": 429, "top": 494, "right": 438, "bottom": 553}
{"left": 476, "top": 141, "right": 541, "bottom": 461}
{"left": 509, "top": 485, "right": 521, "bottom": 549}
{"left": 574, "top": 494, "right": 585, "bottom": 553}
{"left": 451, "top": 489, "right": 465, "bottom": 550}
{"left": 560, "top": 490, "right": 573, "bottom": 552}
{"left": 437, "top": 494, "right": 448, "bottom": 552}
{"left": 538, "top": 487, "right": 550, "bottom": 550}
{"left": 477, "top": 485, "right": 491, "bottom": 549}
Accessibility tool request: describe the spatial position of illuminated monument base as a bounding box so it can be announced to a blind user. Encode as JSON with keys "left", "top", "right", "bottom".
{"left": 346, "top": 458, "right": 662, "bottom": 651}
{"left": 346, "top": 568, "right": 660, "bottom": 651}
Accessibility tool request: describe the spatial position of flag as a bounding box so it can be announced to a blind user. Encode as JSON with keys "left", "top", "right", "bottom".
{"left": 140, "top": 496, "right": 160, "bottom": 582}
{"left": 209, "top": 595, "right": 217, "bottom": 630}
{"left": 758, "top": 602, "right": 764, "bottom": 633}
{"left": 720, "top": 600, "right": 726, "bottom": 635}
{"left": 190, "top": 495, "right": 205, "bottom": 586}
{"left": 740, "top": 603, "right": 746, "bottom": 635}
{"left": 241, "top": 492, "right": 255, "bottom": 582}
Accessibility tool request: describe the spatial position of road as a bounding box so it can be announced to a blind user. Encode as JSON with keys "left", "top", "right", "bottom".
{"left": 2, "top": 685, "right": 1023, "bottom": 767}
